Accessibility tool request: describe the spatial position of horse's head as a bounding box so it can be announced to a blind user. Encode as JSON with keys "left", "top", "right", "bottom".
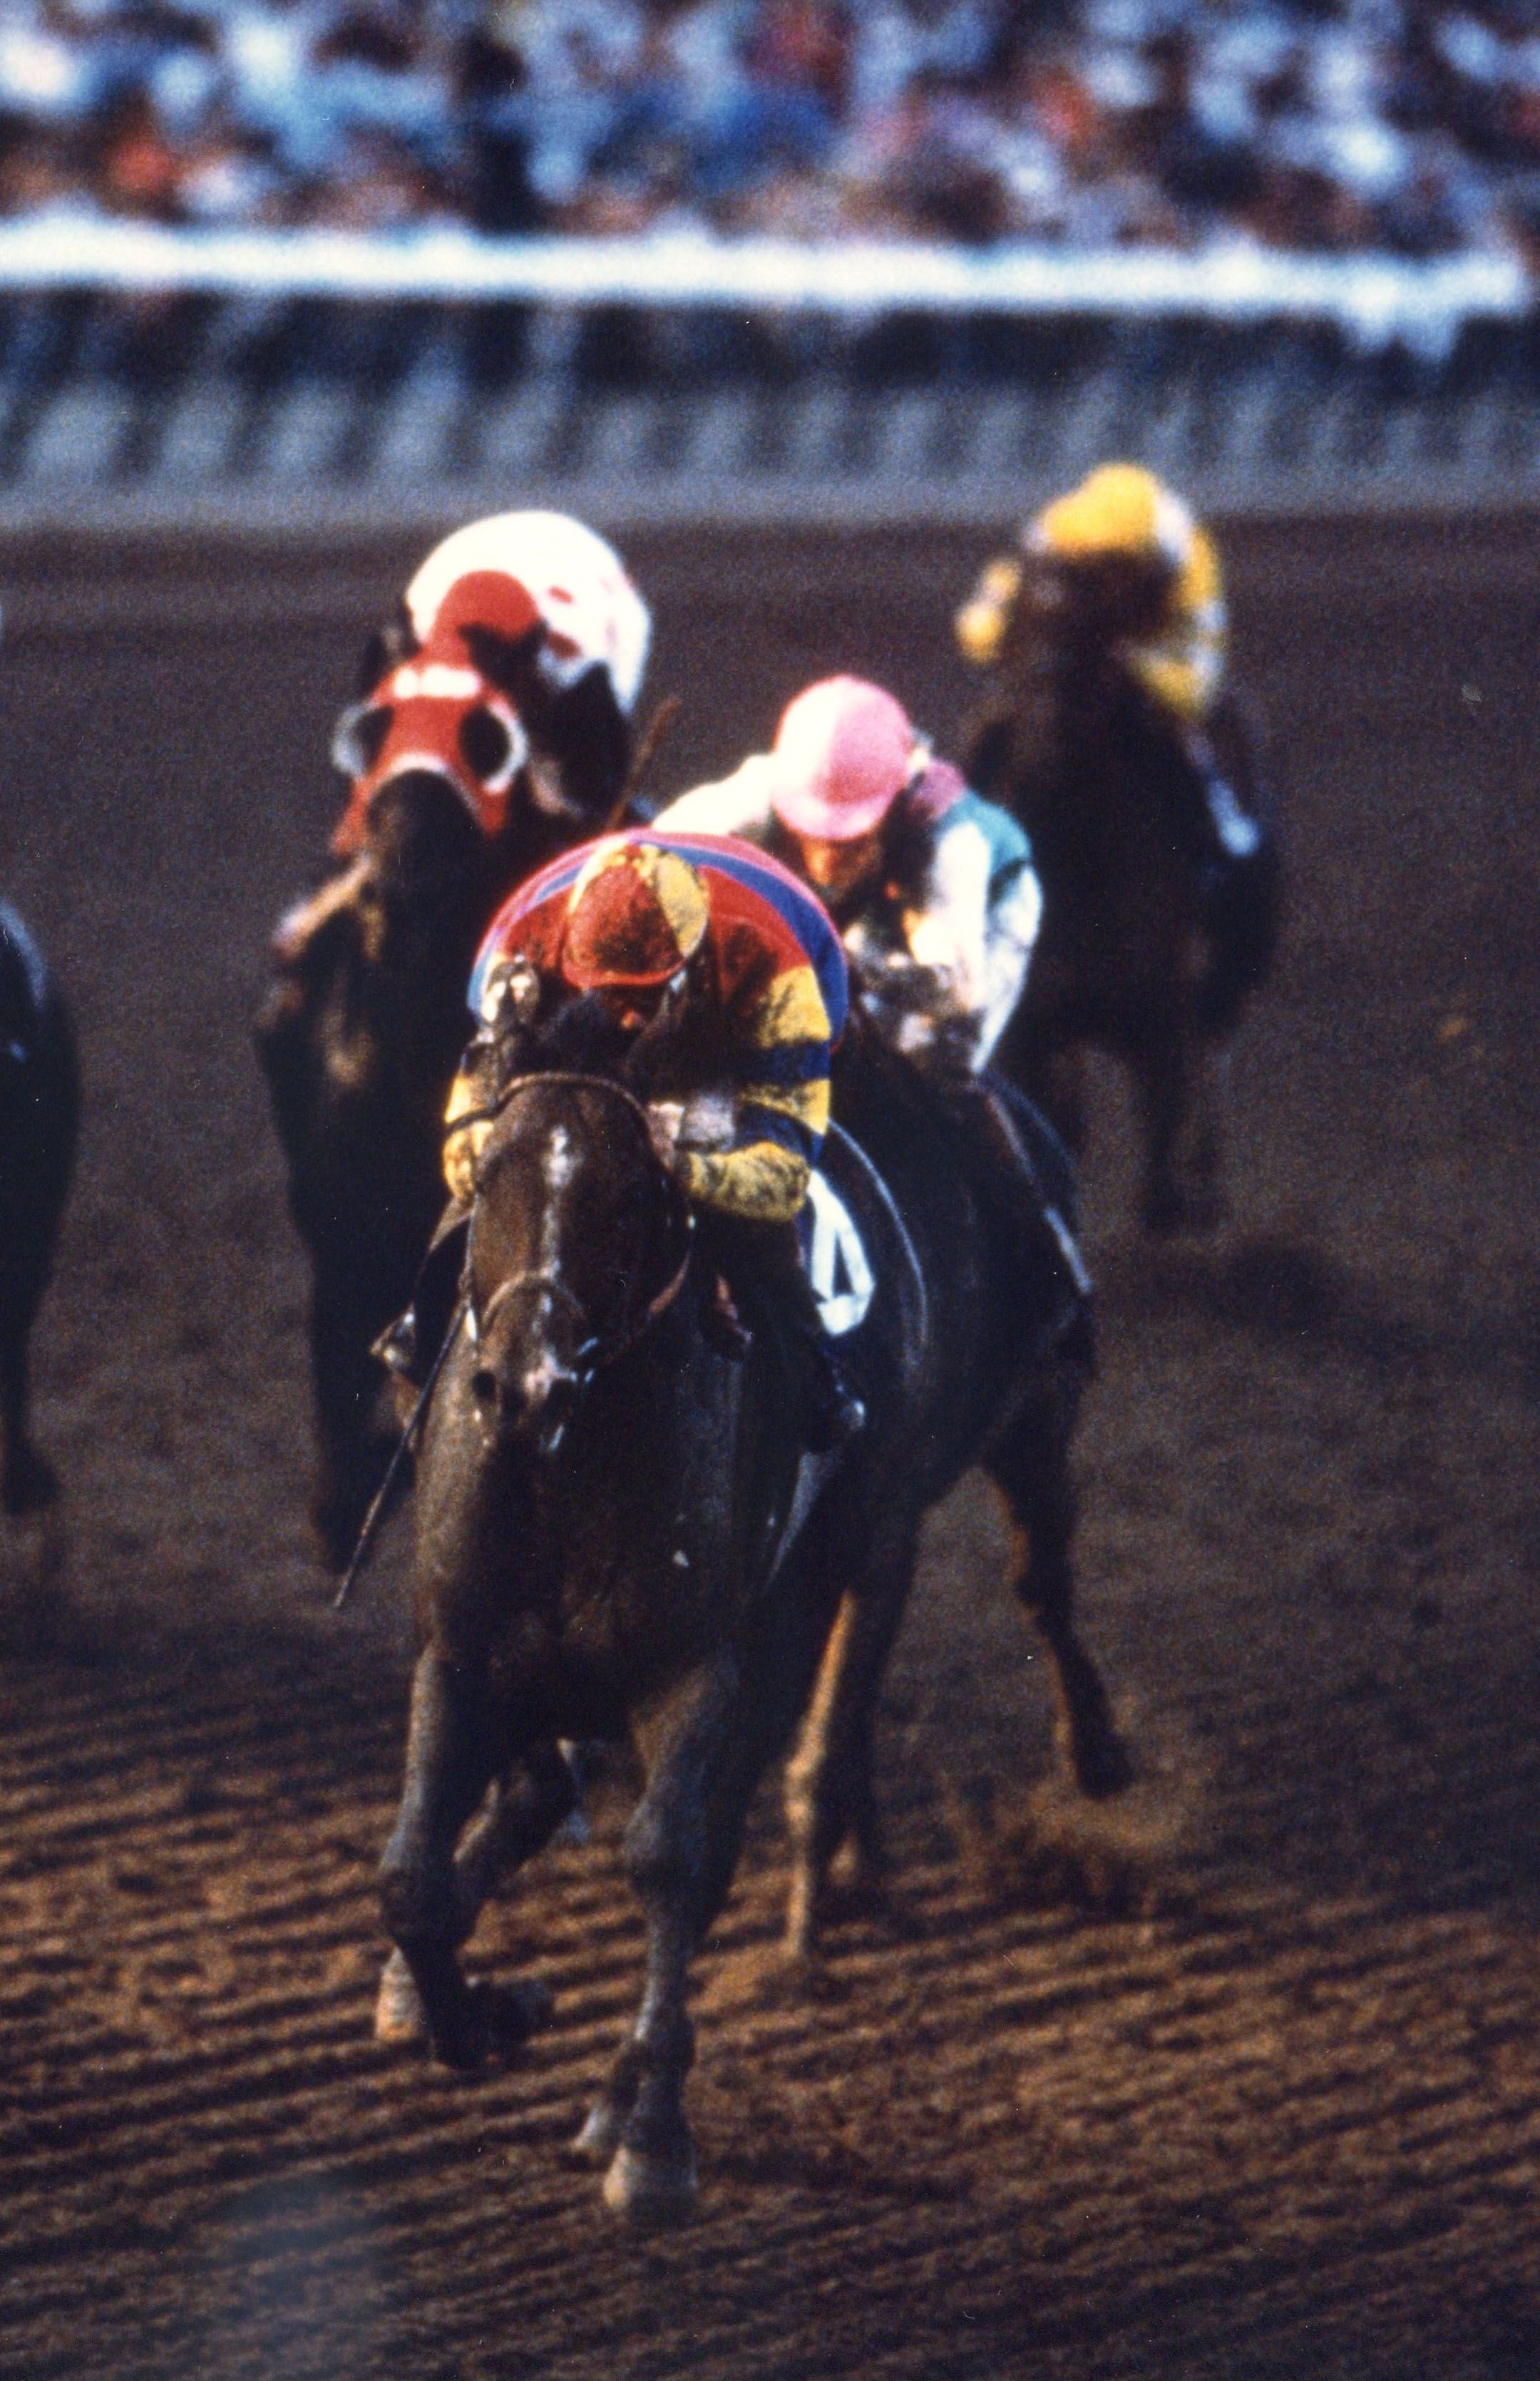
{"left": 331, "top": 588, "right": 632, "bottom": 869}
{"left": 1009, "top": 551, "right": 1171, "bottom": 670}
{"left": 462, "top": 1072, "right": 690, "bottom": 1460}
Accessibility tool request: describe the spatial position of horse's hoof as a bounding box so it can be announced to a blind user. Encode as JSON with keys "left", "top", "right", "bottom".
{"left": 1077, "top": 1735, "right": 1135, "bottom": 1800}
{"left": 374, "top": 1950, "right": 429, "bottom": 2044}
{"left": 602, "top": 2143, "right": 697, "bottom": 2226}
{"left": 2, "top": 1445, "right": 58, "bottom": 1520}
{"left": 479, "top": 1977, "right": 553, "bottom": 2050}
{"left": 434, "top": 1978, "right": 550, "bottom": 2069}
{"left": 572, "top": 2096, "right": 627, "bottom": 2165}
{"left": 1141, "top": 1184, "right": 1224, "bottom": 1239}
{"left": 1060, "top": 1716, "right": 1134, "bottom": 1801}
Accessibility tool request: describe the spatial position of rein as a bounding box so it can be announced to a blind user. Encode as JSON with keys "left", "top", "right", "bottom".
{"left": 466, "top": 1070, "right": 695, "bottom": 1377}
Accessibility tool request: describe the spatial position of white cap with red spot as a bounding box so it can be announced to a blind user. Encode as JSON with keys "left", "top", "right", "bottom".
{"left": 404, "top": 510, "right": 650, "bottom": 714}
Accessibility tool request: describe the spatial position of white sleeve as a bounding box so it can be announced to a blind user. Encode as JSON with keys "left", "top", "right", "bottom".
{"left": 652, "top": 752, "right": 779, "bottom": 839}
{"left": 905, "top": 816, "right": 1042, "bottom": 1070}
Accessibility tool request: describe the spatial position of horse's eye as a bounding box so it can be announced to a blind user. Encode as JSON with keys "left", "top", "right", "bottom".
{"left": 460, "top": 706, "right": 516, "bottom": 788}
{"left": 332, "top": 701, "right": 392, "bottom": 780}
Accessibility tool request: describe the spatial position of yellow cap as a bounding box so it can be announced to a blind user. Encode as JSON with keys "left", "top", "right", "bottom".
{"left": 1033, "top": 464, "right": 1187, "bottom": 565}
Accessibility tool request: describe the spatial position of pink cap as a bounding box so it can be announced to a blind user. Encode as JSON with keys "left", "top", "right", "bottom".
{"left": 769, "top": 676, "right": 915, "bottom": 842}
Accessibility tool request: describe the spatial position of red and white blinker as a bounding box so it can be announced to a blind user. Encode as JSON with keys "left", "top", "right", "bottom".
{"left": 329, "top": 570, "right": 542, "bottom": 858}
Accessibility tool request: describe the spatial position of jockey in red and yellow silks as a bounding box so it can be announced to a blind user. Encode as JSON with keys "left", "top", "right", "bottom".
{"left": 440, "top": 829, "right": 862, "bottom": 1448}
{"left": 453, "top": 830, "right": 846, "bottom": 1223}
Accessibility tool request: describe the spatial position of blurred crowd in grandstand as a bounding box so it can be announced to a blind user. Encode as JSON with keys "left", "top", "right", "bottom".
{"left": 0, "top": 2, "right": 1536, "bottom": 260}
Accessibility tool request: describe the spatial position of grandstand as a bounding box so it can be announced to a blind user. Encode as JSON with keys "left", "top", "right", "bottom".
{"left": 0, "top": 3, "right": 1536, "bottom": 528}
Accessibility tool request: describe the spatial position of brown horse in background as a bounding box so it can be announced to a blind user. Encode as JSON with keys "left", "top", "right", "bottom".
{"left": 255, "top": 607, "right": 637, "bottom": 1571}
{"left": 965, "top": 561, "right": 1280, "bottom": 1234}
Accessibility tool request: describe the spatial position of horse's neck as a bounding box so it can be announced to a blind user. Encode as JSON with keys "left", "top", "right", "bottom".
{"left": 1005, "top": 645, "right": 1160, "bottom": 874}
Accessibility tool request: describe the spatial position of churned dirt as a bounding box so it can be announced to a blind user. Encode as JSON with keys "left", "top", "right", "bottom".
{"left": 0, "top": 515, "right": 1536, "bottom": 2380}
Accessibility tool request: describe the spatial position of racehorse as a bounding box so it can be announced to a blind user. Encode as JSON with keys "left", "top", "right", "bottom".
{"left": 374, "top": 1002, "right": 1130, "bottom": 2221}
{"left": 964, "top": 558, "right": 1280, "bottom": 1234}
{"left": 255, "top": 607, "right": 639, "bottom": 1571}
{"left": 0, "top": 901, "right": 79, "bottom": 1519}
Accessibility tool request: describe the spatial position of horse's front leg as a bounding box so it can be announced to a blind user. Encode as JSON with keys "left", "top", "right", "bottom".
{"left": 0, "top": 1319, "right": 56, "bottom": 1519}
{"left": 576, "top": 1653, "right": 739, "bottom": 2223}
{"left": 375, "top": 1737, "right": 575, "bottom": 2043}
{"left": 378, "top": 1648, "right": 538, "bottom": 2069}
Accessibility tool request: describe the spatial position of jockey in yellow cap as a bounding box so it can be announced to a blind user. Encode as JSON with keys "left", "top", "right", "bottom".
{"left": 957, "top": 464, "right": 1265, "bottom": 882}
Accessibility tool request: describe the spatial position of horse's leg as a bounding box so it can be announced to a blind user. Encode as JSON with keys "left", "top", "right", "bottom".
{"left": 1130, "top": 1026, "right": 1224, "bottom": 1236}
{"left": 575, "top": 1654, "right": 739, "bottom": 2222}
{"left": 375, "top": 1737, "right": 576, "bottom": 2042}
{"left": 986, "top": 1383, "right": 1131, "bottom": 1798}
{"left": 782, "top": 1540, "right": 915, "bottom": 1961}
{"left": 0, "top": 1313, "right": 56, "bottom": 1518}
{"left": 377, "top": 1649, "right": 537, "bottom": 2069}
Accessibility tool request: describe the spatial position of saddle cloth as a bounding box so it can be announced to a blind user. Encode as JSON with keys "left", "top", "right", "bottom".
{"left": 799, "top": 1168, "right": 873, "bottom": 1338}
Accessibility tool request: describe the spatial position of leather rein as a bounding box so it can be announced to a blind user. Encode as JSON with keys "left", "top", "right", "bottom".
{"left": 461, "top": 1070, "right": 696, "bottom": 1378}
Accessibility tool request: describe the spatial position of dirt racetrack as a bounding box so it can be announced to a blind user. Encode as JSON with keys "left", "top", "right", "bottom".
{"left": 0, "top": 513, "right": 1537, "bottom": 2380}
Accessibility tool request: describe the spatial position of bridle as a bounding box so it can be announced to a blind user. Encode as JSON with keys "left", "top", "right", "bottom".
{"left": 461, "top": 1070, "right": 695, "bottom": 1381}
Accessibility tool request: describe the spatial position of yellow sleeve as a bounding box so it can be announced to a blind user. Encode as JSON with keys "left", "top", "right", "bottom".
{"left": 955, "top": 554, "right": 1022, "bottom": 668}
{"left": 676, "top": 1142, "right": 811, "bottom": 1224}
{"left": 443, "top": 1067, "right": 491, "bottom": 1204}
{"left": 1129, "top": 524, "right": 1226, "bottom": 722}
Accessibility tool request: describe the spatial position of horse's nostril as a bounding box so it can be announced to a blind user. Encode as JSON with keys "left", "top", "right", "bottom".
{"left": 470, "top": 1366, "right": 500, "bottom": 1422}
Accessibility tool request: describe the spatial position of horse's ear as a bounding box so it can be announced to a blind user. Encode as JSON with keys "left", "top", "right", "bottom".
{"left": 461, "top": 618, "right": 547, "bottom": 701}
{"left": 541, "top": 662, "right": 632, "bottom": 819}
{"left": 354, "top": 600, "right": 419, "bottom": 697}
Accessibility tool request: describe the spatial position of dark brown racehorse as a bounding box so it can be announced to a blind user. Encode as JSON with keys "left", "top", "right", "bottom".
{"left": 0, "top": 901, "right": 79, "bottom": 1520}
{"left": 375, "top": 1005, "right": 1129, "bottom": 2221}
{"left": 255, "top": 608, "right": 637, "bottom": 1570}
{"left": 965, "top": 559, "right": 1280, "bottom": 1234}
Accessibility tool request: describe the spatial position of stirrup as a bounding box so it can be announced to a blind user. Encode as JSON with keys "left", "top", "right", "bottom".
{"left": 801, "top": 1361, "right": 866, "bottom": 1455}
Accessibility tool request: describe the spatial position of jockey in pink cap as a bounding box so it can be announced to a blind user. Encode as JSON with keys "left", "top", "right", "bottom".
{"left": 657, "top": 677, "right": 1089, "bottom": 1360}
{"left": 657, "top": 674, "right": 1041, "bottom": 1075}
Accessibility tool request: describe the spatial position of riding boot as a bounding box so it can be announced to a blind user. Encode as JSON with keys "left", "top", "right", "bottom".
{"left": 373, "top": 1199, "right": 471, "bottom": 1393}
{"left": 712, "top": 1216, "right": 866, "bottom": 1453}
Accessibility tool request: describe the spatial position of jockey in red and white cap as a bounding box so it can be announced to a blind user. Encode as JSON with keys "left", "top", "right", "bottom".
{"left": 656, "top": 675, "right": 1042, "bottom": 1075}
{"left": 331, "top": 511, "right": 650, "bottom": 859}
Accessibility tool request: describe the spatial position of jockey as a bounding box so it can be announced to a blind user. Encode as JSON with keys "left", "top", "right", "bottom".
{"left": 955, "top": 462, "right": 1264, "bottom": 881}
{"left": 330, "top": 510, "right": 651, "bottom": 859}
{"left": 654, "top": 680, "right": 1089, "bottom": 1356}
{"left": 438, "top": 830, "right": 866, "bottom": 1451}
{"left": 654, "top": 676, "right": 1041, "bottom": 1077}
